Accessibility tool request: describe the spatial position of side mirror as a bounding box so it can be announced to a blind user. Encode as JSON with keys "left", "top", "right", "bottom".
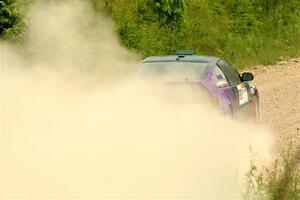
{"left": 241, "top": 72, "right": 254, "bottom": 81}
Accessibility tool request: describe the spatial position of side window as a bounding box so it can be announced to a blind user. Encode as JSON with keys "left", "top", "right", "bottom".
{"left": 217, "top": 60, "right": 241, "bottom": 85}
{"left": 212, "top": 66, "right": 229, "bottom": 88}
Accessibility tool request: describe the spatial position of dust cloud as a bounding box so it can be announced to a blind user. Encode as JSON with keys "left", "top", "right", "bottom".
{"left": 0, "top": 1, "right": 274, "bottom": 199}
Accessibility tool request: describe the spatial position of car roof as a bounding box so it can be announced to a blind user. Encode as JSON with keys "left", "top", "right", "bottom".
{"left": 142, "top": 55, "right": 219, "bottom": 63}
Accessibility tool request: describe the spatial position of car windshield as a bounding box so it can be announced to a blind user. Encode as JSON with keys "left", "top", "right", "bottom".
{"left": 138, "top": 62, "right": 209, "bottom": 81}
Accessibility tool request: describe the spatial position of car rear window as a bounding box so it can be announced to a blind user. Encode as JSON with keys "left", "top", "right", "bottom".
{"left": 138, "top": 62, "right": 209, "bottom": 81}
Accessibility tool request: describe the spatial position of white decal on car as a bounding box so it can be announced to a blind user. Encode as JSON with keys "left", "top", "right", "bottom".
{"left": 237, "top": 83, "right": 249, "bottom": 105}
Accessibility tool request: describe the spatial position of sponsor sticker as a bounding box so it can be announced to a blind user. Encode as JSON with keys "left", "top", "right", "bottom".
{"left": 237, "top": 83, "right": 249, "bottom": 105}
{"left": 217, "top": 74, "right": 224, "bottom": 80}
{"left": 216, "top": 80, "right": 228, "bottom": 87}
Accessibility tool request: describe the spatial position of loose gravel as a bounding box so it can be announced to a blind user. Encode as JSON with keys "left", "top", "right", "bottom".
{"left": 250, "top": 58, "right": 300, "bottom": 146}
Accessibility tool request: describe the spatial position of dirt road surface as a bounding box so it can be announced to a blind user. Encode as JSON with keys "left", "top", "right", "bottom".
{"left": 250, "top": 58, "right": 300, "bottom": 144}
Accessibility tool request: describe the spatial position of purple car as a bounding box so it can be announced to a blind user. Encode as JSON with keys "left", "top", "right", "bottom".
{"left": 138, "top": 50, "right": 259, "bottom": 120}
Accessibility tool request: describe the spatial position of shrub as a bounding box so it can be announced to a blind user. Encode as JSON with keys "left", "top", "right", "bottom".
{"left": 0, "top": 0, "right": 25, "bottom": 43}
{"left": 152, "top": 0, "right": 186, "bottom": 26}
{"left": 0, "top": 1, "right": 17, "bottom": 35}
{"left": 244, "top": 143, "right": 300, "bottom": 200}
{"left": 98, "top": 0, "right": 300, "bottom": 68}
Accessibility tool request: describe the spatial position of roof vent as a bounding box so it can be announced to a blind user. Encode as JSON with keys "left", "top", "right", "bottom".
{"left": 176, "top": 50, "right": 195, "bottom": 56}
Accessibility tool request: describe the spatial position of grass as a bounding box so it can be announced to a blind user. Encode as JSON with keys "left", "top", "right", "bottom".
{"left": 244, "top": 142, "right": 300, "bottom": 200}
{"left": 92, "top": 0, "right": 300, "bottom": 68}
{"left": 3, "top": 0, "right": 300, "bottom": 68}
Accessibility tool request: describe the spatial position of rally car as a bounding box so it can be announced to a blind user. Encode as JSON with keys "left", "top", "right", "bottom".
{"left": 137, "top": 50, "right": 259, "bottom": 120}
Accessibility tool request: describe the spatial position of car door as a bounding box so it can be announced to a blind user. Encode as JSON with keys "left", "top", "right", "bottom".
{"left": 210, "top": 64, "right": 236, "bottom": 113}
{"left": 216, "top": 60, "right": 251, "bottom": 110}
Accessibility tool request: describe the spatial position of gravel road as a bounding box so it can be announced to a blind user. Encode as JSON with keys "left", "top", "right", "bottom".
{"left": 250, "top": 58, "right": 300, "bottom": 144}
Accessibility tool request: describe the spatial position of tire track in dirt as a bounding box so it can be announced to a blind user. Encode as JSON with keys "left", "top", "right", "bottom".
{"left": 250, "top": 58, "right": 300, "bottom": 144}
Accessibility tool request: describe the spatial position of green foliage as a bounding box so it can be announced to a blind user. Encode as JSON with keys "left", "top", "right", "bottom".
{"left": 152, "top": 0, "right": 186, "bottom": 25}
{"left": 0, "top": 1, "right": 16, "bottom": 35}
{"left": 98, "top": 0, "right": 300, "bottom": 68}
{"left": 119, "top": 21, "right": 141, "bottom": 49}
{"left": 244, "top": 144, "right": 300, "bottom": 200}
{"left": 3, "top": 0, "right": 300, "bottom": 67}
{"left": 0, "top": 0, "right": 25, "bottom": 42}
